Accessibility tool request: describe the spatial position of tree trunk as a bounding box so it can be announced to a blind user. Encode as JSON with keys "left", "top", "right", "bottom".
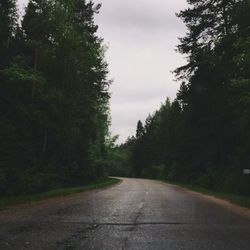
{"left": 42, "top": 123, "right": 48, "bottom": 153}
{"left": 32, "top": 48, "right": 39, "bottom": 102}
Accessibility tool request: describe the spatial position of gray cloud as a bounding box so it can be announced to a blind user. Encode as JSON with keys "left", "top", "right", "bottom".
{"left": 94, "top": 0, "right": 188, "bottom": 142}
{"left": 96, "top": 0, "right": 185, "bottom": 33}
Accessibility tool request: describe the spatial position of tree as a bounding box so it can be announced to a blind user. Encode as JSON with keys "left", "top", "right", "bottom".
{"left": 0, "top": 0, "right": 17, "bottom": 68}
{"left": 136, "top": 120, "right": 144, "bottom": 139}
{"left": 0, "top": 0, "right": 111, "bottom": 195}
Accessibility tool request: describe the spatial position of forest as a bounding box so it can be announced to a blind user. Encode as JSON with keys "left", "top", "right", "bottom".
{"left": 1, "top": 0, "right": 250, "bottom": 197}
{"left": 113, "top": 0, "right": 250, "bottom": 196}
{"left": 0, "top": 0, "right": 111, "bottom": 195}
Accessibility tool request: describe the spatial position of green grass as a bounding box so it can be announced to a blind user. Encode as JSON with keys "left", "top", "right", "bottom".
{"left": 164, "top": 180, "right": 250, "bottom": 209}
{"left": 0, "top": 177, "right": 120, "bottom": 210}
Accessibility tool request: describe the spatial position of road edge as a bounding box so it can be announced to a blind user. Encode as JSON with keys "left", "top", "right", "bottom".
{"left": 163, "top": 181, "right": 250, "bottom": 219}
{"left": 0, "top": 177, "right": 122, "bottom": 212}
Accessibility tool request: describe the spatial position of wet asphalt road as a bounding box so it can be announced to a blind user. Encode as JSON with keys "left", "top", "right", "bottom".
{"left": 1, "top": 178, "right": 250, "bottom": 250}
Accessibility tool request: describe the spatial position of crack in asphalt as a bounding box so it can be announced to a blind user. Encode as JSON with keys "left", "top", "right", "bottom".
{"left": 4, "top": 220, "right": 199, "bottom": 227}
{"left": 66, "top": 222, "right": 199, "bottom": 226}
{"left": 43, "top": 221, "right": 250, "bottom": 227}
{"left": 56, "top": 223, "right": 101, "bottom": 250}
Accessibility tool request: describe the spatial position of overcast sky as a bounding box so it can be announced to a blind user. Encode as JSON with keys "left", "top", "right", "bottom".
{"left": 17, "top": 0, "right": 188, "bottom": 143}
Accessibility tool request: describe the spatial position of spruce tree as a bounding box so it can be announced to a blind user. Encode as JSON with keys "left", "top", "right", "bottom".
{"left": 0, "top": 0, "right": 17, "bottom": 68}
{"left": 136, "top": 120, "right": 144, "bottom": 139}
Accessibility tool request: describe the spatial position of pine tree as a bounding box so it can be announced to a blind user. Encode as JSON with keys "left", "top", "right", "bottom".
{"left": 22, "top": 0, "right": 51, "bottom": 100}
{"left": 136, "top": 120, "right": 144, "bottom": 139}
{"left": 0, "top": 0, "right": 17, "bottom": 68}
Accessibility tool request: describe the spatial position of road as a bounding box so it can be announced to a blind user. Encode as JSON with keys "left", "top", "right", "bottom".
{"left": 1, "top": 178, "right": 250, "bottom": 250}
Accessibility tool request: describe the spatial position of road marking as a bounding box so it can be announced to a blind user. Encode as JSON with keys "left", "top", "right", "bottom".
{"left": 139, "top": 202, "right": 144, "bottom": 209}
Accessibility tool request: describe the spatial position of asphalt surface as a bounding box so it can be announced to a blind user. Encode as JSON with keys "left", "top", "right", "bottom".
{"left": 1, "top": 178, "right": 250, "bottom": 250}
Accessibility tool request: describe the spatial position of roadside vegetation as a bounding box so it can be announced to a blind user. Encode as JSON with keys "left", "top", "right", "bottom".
{"left": 164, "top": 180, "right": 250, "bottom": 209}
{"left": 0, "top": 177, "right": 120, "bottom": 210}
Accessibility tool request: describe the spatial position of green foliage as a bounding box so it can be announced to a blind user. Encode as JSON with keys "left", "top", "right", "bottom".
{"left": 128, "top": 0, "right": 250, "bottom": 196}
{"left": 0, "top": 0, "right": 17, "bottom": 68}
{"left": 142, "top": 165, "right": 165, "bottom": 180}
{"left": 0, "top": 0, "right": 111, "bottom": 196}
{"left": 104, "top": 135, "right": 133, "bottom": 177}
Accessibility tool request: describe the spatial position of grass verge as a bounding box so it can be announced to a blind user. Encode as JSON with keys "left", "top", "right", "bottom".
{"left": 0, "top": 177, "right": 120, "bottom": 211}
{"left": 164, "top": 180, "right": 250, "bottom": 209}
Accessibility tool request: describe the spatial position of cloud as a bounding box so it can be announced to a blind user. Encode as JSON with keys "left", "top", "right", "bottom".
{"left": 96, "top": 0, "right": 185, "bottom": 33}
{"left": 94, "top": 0, "right": 188, "bottom": 142}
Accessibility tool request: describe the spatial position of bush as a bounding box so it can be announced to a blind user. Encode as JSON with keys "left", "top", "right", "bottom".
{"left": 0, "top": 169, "right": 6, "bottom": 195}
{"left": 141, "top": 165, "right": 165, "bottom": 179}
{"left": 222, "top": 169, "right": 250, "bottom": 195}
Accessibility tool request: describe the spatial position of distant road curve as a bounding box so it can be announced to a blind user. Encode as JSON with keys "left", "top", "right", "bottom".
{"left": 1, "top": 177, "right": 250, "bottom": 250}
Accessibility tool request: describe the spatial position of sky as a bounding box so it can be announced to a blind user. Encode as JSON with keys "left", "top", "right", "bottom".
{"left": 17, "top": 0, "right": 188, "bottom": 143}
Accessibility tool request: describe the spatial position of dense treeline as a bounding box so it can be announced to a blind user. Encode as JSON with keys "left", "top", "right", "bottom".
{"left": 0, "top": 0, "right": 111, "bottom": 195}
{"left": 121, "top": 0, "right": 250, "bottom": 195}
